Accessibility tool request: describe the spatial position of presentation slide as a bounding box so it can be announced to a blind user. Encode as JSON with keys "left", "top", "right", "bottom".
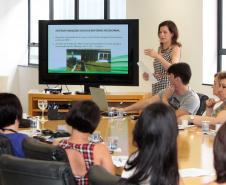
{"left": 48, "top": 24, "right": 128, "bottom": 74}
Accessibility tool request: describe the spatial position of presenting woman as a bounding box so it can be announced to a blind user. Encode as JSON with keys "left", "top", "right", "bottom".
{"left": 143, "top": 20, "right": 181, "bottom": 95}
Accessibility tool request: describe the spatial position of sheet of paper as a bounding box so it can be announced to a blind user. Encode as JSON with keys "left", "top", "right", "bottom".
{"left": 137, "top": 61, "right": 158, "bottom": 84}
{"left": 178, "top": 124, "right": 195, "bottom": 130}
{"left": 179, "top": 168, "right": 215, "bottom": 177}
{"left": 112, "top": 155, "right": 128, "bottom": 167}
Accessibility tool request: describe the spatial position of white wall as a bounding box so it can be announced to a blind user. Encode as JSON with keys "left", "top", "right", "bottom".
{"left": 1, "top": 0, "right": 213, "bottom": 113}
{"left": 127, "top": 0, "right": 212, "bottom": 94}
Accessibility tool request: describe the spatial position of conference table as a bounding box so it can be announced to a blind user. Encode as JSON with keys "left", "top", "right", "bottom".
{"left": 41, "top": 116, "right": 215, "bottom": 185}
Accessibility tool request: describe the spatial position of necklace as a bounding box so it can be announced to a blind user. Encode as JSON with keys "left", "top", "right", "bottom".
{"left": 161, "top": 46, "right": 170, "bottom": 52}
{"left": 0, "top": 128, "right": 17, "bottom": 133}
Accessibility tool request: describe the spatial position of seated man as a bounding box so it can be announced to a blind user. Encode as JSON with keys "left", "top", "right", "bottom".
{"left": 0, "top": 93, "right": 28, "bottom": 157}
{"left": 122, "top": 63, "right": 200, "bottom": 118}
{"left": 190, "top": 72, "right": 226, "bottom": 125}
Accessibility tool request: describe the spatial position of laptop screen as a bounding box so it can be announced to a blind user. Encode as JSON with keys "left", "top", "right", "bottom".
{"left": 89, "top": 87, "right": 109, "bottom": 112}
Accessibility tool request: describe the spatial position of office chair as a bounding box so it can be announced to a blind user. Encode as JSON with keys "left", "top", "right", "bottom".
{"left": 88, "top": 165, "right": 137, "bottom": 185}
{"left": 0, "top": 154, "right": 76, "bottom": 185}
{"left": 0, "top": 135, "right": 13, "bottom": 156}
{"left": 196, "top": 93, "right": 209, "bottom": 115}
{"left": 88, "top": 165, "right": 120, "bottom": 185}
{"left": 23, "top": 137, "right": 68, "bottom": 162}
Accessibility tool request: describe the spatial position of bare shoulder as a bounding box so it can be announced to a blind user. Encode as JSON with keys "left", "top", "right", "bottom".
{"left": 172, "top": 45, "right": 181, "bottom": 52}
{"left": 94, "top": 143, "right": 109, "bottom": 153}
{"left": 93, "top": 143, "right": 112, "bottom": 165}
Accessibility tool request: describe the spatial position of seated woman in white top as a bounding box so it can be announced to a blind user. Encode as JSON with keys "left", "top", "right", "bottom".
{"left": 121, "top": 102, "right": 180, "bottom": 185}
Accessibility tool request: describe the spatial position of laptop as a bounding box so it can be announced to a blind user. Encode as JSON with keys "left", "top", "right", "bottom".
{"left": 89, "top": 87, "right": 139, "bottom": 117}
{"left": 89, "top": 87, "right": 109, "bottom": 113}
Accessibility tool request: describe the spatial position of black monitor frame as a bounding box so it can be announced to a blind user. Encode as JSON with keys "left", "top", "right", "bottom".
{"left": 39, "top": 19, "right": 139, "bottom": 92}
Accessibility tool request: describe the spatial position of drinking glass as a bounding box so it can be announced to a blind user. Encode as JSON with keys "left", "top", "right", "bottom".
{"left": 201, "top": 120, "right": 210, "bottom": 134}
{"left": 29, "top": 117, "right": 38, "bottom": 136}
{"left": 90, "top": 131, "right": 102, "bottom": 143}
{"left": 38, "top": 99, "right": 48, "bottom": 122}
{"left": 107, "top": 136, "right": 119, "bottom": 153}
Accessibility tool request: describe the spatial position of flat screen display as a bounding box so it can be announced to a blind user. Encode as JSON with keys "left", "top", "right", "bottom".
{"left": 39, "top": 19, "right": 139, "bottom": 90}
{"left": 48, "top": 24, "right": 128, "bottom": 74}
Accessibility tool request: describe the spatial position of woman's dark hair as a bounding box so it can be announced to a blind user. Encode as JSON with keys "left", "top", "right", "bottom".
{"left": 0, "top": 93, "right": 23, "bottom": 129}
{"left": 124, "top": 102, "right": 179, "bottom": 185}
{"left": 66, "top": 100, "right": 100, "bottom": 134}
{"left": 158, "top": 20, "right": 181, "bottom": 47}
{"left": 214, "top": 122, "right": 226, "bottom": 183}
{"left": 167, "top": 62, "right": 191, "bottom": 85}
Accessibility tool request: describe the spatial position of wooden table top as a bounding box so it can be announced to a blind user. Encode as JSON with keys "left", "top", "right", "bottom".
{"left": 41, "top": 117, "right": 216, "bottom": 185}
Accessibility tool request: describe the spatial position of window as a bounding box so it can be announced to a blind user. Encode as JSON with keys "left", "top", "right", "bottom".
{"left": 53, "top": 0, "right": 75, "bottom": 20}
{"left": 203, "top": 0, "right": 217, "bottom": 84}
{"left": 28, "top": 0, "right": 49, "bottom": 65}
{"left": 202, "top": 0, "right": 226, "bottom": 84}
{"left": 28, "top": 0, "right": 126, "bottom": 65}
{"left": 79, "top": 0, "right": 104, "bottom": 19}
{"left": 218, "top": 0, "right": 226, "bottom": 71}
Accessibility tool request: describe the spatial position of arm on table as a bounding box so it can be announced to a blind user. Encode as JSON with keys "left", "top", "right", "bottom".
{"left": 176, "top": 109, "right": 190, "bottom": 119}
{"left": 181, "top": 110, "right": 226, "bottom": 126}
{"left": 122, "top": 95, "right": 161, "bottom": 112}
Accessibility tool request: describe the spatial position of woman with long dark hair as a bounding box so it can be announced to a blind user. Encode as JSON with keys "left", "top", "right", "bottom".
{"left": 121, "top": 102, "right": 179, "bottom": 185}
{"left": 207, "top": 122, "right": 226, "bottom": 185}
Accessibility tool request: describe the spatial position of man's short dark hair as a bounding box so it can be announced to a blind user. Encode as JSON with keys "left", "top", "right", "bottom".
{"left": 0, "top": 93, "right": 23, "bottom": 129}
{"left": 167, "top": 63, "right": 191, "bottom": 85}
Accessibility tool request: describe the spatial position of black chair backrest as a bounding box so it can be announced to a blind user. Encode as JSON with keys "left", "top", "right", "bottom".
{"left": 0, "top": 135, "right": 13, "bottom": 156}
{"left": 88, "top": 165, "right": 120, "bottom": 185}
{"left": 22, "top": 137, "right": 68, "bottom": 162}
{"left": 0, "top": 154, "right": 76, "bottom": 185}
{"left": 88, "top": 165, "right": 136, "bottom": 185}
{"left": 196, "top": 93, "right": 209, "bottom": 115}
